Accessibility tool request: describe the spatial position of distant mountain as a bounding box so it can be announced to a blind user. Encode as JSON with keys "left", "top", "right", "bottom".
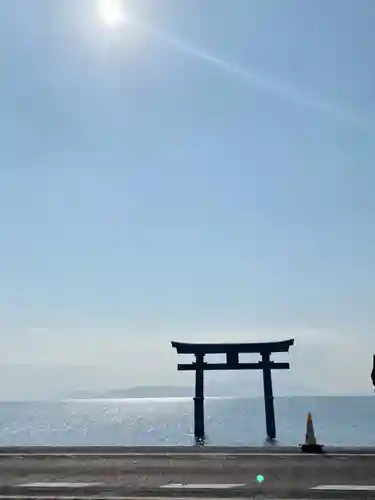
{"left": 70, "top": 385, "right": 194, "bottom": 399}
{"left": 68, "top": 373, "right": 320, "bottom": 400}
{"left": 70, "top": 383, "right": 252, "bottom": 399}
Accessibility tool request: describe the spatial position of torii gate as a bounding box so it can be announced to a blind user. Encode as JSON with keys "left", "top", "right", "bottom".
{"left": 171, "top": 338, "right": 294, "bottom": 443}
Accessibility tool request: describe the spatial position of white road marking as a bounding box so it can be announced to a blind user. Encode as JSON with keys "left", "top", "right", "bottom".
{"left": 161, "top": 483, "right": 245, "bottom": 489}
{"left": 17, "top": 482, "right": 102, "bottom": 488}
{"left": 312, "top": 485, "right": 375, "bottom": 491}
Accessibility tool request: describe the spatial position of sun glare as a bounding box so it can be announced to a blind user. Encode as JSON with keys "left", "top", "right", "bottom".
{"left": 98, "top": 0, "right": 126, "bottom": 28}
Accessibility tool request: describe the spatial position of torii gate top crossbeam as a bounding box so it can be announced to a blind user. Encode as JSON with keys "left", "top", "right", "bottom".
{"left": 171, "top": 338, "right": 294, "bottom": 355}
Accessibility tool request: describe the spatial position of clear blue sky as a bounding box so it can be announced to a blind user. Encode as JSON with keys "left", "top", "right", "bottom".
{"left": 0, "top": 0, "right": 374, "bottom": 398}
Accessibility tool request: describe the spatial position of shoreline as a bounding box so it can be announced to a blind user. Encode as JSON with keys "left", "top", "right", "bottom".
{"left": 0, "top": 394, "right": 372, "bottom": 403}
{"left": 1, "top": 445, "right": 375, "bottom": 454}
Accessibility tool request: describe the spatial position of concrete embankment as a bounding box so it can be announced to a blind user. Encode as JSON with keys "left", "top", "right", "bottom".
{"left": 0, "top": 445, "right": 375, "bottom": 454}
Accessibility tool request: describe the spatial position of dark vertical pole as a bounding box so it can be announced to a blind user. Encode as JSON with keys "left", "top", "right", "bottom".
{"left": 194, "top": 353, "right": 205, "bottom": 443}
{"left": 262, "top": 352, "right": 276, "bottom": 441}
{"left": 371, "top": 355, "right": 375, "bottom": 388}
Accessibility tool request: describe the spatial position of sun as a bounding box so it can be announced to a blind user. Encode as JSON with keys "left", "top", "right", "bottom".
{"left": 98, "top": 0, "right": 126, "bottom": 28}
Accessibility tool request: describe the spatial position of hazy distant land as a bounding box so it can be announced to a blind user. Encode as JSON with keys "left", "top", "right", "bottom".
{"left": 70, "top": 384, "right": 252, "bottom": 399}
{"left": 71, "top": 386, "right": 195, "bottom": 399}
{"left": 68, "top": 373, "right": 325, "bottom": 400}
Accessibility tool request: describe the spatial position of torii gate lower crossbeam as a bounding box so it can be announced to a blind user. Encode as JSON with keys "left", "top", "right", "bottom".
{"left": 171, "top": 339, "right": 294, "bottom": 443}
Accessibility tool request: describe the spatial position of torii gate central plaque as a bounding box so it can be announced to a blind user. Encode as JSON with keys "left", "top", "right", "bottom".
{"left": 171, "top": 339, "right": 294, "bottom": 443}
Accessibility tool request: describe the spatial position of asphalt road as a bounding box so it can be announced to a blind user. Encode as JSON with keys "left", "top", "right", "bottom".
{"left": 1, "top": 447, "right": 375, "bottom": 499}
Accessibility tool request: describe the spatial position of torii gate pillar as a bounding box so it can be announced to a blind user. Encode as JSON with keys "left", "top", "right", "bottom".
{"left": 194, "top": 353, "right": 205, "bottom": 441}
{"left": 262, "top": 352, "right": 276, "bottom": 440}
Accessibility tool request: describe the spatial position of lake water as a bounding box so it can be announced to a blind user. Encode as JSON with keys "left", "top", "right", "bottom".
{"left": 0, "top": 396, "right": 373, "bottom": 447}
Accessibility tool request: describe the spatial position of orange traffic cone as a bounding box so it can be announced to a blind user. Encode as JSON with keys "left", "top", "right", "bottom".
{"left": 300, "top": 412, "right": 324, "bottom": 453}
